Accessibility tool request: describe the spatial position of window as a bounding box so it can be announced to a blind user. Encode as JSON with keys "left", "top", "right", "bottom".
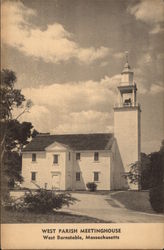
{"left": 76, "top": 152, "right": 80, "bottom": 160}
{"left": 76, "top": 172, "right": 81, "bottom": 181}
{"left": 94, "top": 152, "right": 99, "bottom": 161}
{"left": 68, "top": 152, "right": 71, "bottom": 161}
{"left": 53, "top": 154, "right": 59, "bottom": 164}
{"left": 31, "top": 172, "right": 36, "bottom": 181}
{"left": 94, "top": 172, "right": 99, "bottom": 182}
{"left": 32, "top": 153, "right": 36, "bottom": 162}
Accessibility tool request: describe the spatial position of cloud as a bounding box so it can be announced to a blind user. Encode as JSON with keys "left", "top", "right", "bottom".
{"left": 157, "top": 53, "right": 164, "bottom": 60}
{"left": 135, "top": 75, "right": 164, "bottom": 95}
{"left": 52, "top": 111, "right": 113, "bottom": 134}
{"left": 127, "top": 0, "right": 164, "bottom": 34}
{"left": 77, "top": 47, "right": 109, "bottom": 64}
{"left": 22, "top": 75, "right": 120, "bottom": 112}
{"left": 16, "top": 74, "right": 120, "bottom": 133}
{"left": 142, "top": 53, "right": 152, "bottom": 64}
{"left": 14, "top": 70, "right": 163, "bottom": 133}
{"left": 14, "top": 105, "right": 51, "bottom": 132}
{"left": 113, "top": 52, "right": 124, "bottom": 59}
{"left": 150, "top": 24, "right": 164, "bottom": 34}
{"left": 134, "top": 52, "right": 164, "bottom": 95}
{"left": 137, "top": 82, "right": 164, "bottom": 95}
{"left": 1, "top": 1, "right": 109, "bottom": 64}
{"left": 149, "top": 83, "right": 164, "bottom": 95}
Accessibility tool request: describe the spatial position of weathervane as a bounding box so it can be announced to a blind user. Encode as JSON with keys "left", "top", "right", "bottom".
{"left": 125, "top": 51, "right": 129, "bottom": 63}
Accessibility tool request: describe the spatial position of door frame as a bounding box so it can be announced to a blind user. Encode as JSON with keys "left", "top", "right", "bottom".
{"left": 51, "top": 172, "right": 61, "bottom": 190}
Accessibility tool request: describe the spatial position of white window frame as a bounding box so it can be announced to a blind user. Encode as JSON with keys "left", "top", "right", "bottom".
{"left": 76, "top": 172, "right": 81, "bottom": 181}
{"left": 32, "top": 153, "right": 36, "bottom": 162}
{"left": 53, "top": 154, "right": 59, "bottom": 165}
{"left": 94, "top": 152, "right": 99, "bottom": 161}
{"left": 76, "top": 152, "right": 81, "bottom": 160}
{"left": 68, "top": 152, "right": 71, "bottom": 161}
{"left": 31, "top": 172, "right": 36, "bottom": 181}
{"left": 93, "top": 172, "right": 99, "bottom": 182}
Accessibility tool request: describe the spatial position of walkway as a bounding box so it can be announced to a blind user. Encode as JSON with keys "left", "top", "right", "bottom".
{"left": 61, "top": 192, "right": 164, "bottom": 223}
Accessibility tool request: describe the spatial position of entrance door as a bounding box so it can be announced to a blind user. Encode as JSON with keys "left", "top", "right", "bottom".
{"left": 52, "top": 174, "right": 60, "bottom": 190}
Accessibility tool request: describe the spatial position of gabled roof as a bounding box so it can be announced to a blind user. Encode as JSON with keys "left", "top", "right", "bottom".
{"left": 22, "top": 133, "right": 114, "bottom": 152}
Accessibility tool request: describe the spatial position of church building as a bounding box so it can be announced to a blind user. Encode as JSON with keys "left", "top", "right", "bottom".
{"left": 21, "top": 58, "right": 141, "bottom": 191}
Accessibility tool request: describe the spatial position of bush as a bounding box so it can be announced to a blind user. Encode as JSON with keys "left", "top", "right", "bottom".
{"left": 86, "top": 182, "right": 97, "bottom": 192}
{"left": 2, "top": 196, "right": 27, "bottom": 212}
{"left": 3, "top": 189, "right": 77, "bottom": 213}
{"left": 149, "top": 183, "right": 164, "bottom": 213}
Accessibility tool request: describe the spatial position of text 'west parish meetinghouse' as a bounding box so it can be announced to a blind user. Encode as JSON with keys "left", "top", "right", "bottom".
{"left": 21, "top": 58, "right": 141, "bottom": 191}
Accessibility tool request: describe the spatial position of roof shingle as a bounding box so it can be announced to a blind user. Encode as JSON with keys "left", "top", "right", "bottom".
{"left": 22, "top": 133, "right": 114, "bottom": 152}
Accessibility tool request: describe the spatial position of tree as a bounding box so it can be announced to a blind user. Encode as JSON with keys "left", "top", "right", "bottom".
{"left": 3, "top": 151, "right": 22, "bottom": 188}
{"left": 148, "top": 141, "right": 164, "bottom": 213}
{"left": 124, "top": 141, "right": 164, "bottom": 190}
{"left": 126, "top": 161, "right": 141, "bottom": 185}
{"left": 148, "top": 150, "right": 164, "bottom": 188}
{"left": 1, "top": 120, "right": 35, "bottom": 189}
{"left": 0, "top": 69, "right": 37, "bottom": 197}
{"left": 0, "top": 69, "right": 33, "bottom": 160}
{"left": 141, "top": 141, "right": 164, "bottom": 189}
{"left": 31, "top": 129, "right": 39, "bottom": 138}
{"left": 123, "top": 140, "right": 164, "bottom": 212}
{"left": 140, "top": 153, "right": 151, "bottom": 189}
{"left": 4, "top": 120, "right": 33, "bottom": 152}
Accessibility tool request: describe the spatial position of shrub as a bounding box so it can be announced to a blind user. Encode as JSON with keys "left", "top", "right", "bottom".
{"left": 86, "top": 182, "right": 97, "bottom": 192}
{"left": 149, "top": 183, "right": 164, "bottom": 213}
{"left": 2, "top": 196, "right": 27, "bottom": 212}
{"left": 3, "top": 189, "right": 77, "bottom": 213}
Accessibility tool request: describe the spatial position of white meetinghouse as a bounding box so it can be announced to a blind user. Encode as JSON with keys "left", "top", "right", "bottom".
{"left": 21, "top": 57, "right": 141, "bottom": 191}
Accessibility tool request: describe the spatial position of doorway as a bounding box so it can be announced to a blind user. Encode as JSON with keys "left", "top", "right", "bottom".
{"left": 52, "top": 174, "right": 60, "bottom": 190}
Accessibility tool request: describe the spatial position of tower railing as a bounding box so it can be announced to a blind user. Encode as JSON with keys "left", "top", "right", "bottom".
{"left": 114, "top": 102, "right": 140, "bottom": 108}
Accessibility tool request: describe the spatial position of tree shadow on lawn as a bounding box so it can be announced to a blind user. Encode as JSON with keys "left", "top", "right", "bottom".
{"left": 1, "top": 207, "right": 112, "bottom": 223}
{"left": 110, "top": 191, "right": 159, "bottom": 214}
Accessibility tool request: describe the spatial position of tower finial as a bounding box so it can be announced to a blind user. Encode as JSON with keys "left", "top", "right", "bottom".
{"left": 125, "top": 51, "right": 129, "bottom": 63}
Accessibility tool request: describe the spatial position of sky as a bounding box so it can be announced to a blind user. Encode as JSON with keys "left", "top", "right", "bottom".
{"left": 1, "top": 0, "right": 164, "bottom": 154}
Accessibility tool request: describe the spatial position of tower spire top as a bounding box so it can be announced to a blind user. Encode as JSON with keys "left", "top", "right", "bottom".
{"left": 122, "top": 51, "right": 132, "bottom": 73}
{"left": 125, "top": 51, "right": 129, "bottom": 63}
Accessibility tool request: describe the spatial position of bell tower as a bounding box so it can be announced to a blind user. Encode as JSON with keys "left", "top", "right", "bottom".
{"left": 114, "top": 52, "right": 141, "bottom": 190}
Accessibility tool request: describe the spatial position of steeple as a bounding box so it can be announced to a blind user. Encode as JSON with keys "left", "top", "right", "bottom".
{"left": 113, "top": 53, "right": 141, "bottom": 190}
{"left": 115, "top": 52, "right": 137, "bottom": 107}
{"left": 121, "top": 51, "right": 134, "bottom": 86}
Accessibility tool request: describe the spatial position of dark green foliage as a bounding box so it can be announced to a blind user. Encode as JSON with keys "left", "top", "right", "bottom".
{"left": 0, "top": 69, "right": 25, "bottom": 120}
{"left": 1, "top": 120, "right": 34, "bottom": 191}
{"left": 31, "top": 129, "right": 39, "bottom": 138}
{"left": 148, "top": 151, "right": 164, "bottom": 188}
{"left": 86, "top": 182, "right": 97, "bottom": 192}
{"left": 1, "top": 69, "right": 38, "bottom": 195}
{"left": 149, "top": 183, "right": 164, "bottom": 213}
{"left": 125, "top": 140, "right": 164, "bottom": 191}
{"left": 125, "top": 161, "right": 141, "bottom": 185}
{"left": 3, "top": 196, "right": 26, "bottom": 212}
{"left": 3, "top": 151, "right": 23, "bottom": 188}
{"left": 2, "top": 119, "right": 33, "bottom": 152}
{"left": 140, "top": 142, "right": 164, "bottom": 190}
{"left": 140, "top": 153, "right": 151, "bottom": 189}
{"left": 4, "top": 190, "right": 77, "bottom": 213}
{"left": 142, "top": 141, "right": 164, "bottom": 213}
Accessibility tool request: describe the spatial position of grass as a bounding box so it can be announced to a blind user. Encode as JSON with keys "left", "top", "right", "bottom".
{"left": 110, "top": 190, "right": 157, "bottom": 214}
{"left": 1, "top": 207, "right": 109, "bottom": 223}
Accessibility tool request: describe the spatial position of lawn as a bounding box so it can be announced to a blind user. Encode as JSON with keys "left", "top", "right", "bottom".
{"left": 1, "top": 207, "right": 107, "bottom": 223}
{"left": 110, "top": 190, "right": 156, "bottom": 214}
